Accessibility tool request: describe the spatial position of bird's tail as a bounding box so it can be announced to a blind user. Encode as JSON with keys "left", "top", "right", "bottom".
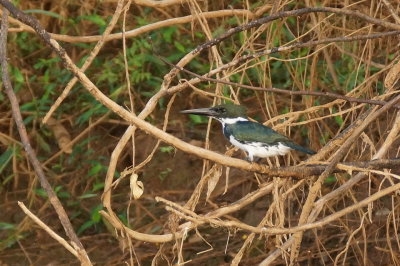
{"left": 285, "top": 142, "right": 316, "bottom": 155}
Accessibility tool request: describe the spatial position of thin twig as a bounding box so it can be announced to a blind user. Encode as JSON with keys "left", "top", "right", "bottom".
{"left": 18, "top": 202, "right": 79, "bottom": 259}
{"left": 159, "top": 40, "right": 400, "bottom": 109}
{"left": 289, "top": 92, "right": 400, "bottom": 262}
{"left": 42, "top": 0, "right": 127, "bottom": 124}
{"left": 191, "top": 7, "right": 400, "bottom": 54}
{"left": 260, "top": 111, "right": 400, "bottom": 265}
{"left": 164, "top": 6, "right": 400, "bottom": 100}
{"left": 2, "top": 0, "right": 400, "bottom": 179}
{"left": 160, "top": 181, "right": 400, "bottom": 235}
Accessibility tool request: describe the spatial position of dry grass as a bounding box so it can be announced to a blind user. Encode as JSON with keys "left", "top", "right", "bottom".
{"left": 1, "top": 0, "right": 400, "bottom": 265}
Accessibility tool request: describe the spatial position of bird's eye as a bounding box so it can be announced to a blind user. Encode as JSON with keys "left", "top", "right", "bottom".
{"left": 218, "top": 108, "right": 226, "bottom": 113}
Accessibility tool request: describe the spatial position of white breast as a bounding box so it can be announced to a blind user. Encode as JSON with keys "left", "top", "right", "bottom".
{"left": 229, "top": 135, "right": 292, "bottom": 161}
{"left": 218, "top": 117, "right": 249, "bottom": 124}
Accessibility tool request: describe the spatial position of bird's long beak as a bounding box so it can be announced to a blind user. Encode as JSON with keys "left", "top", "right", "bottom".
{"left": 180, "top": 107, "right": 218, "bottom": 117}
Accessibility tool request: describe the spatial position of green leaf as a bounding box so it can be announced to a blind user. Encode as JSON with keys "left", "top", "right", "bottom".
{"left": 78, "top": 193, "right": 98, "bottom": 199}
{"left": 36, "top": 133, "right": 51, "bottom": 153}
{"left": 77, "top": 220, "right": 95, "bottom": 235}
{"left": 162, "top": 27, "right": 177, "bottom": 43}
{"left": 324, "top": 175, "right": 337, "bottom": 184}
{"left": 78, "top": 15, "right": 106, "bottom": 26}
{"left": 159, "top": 168, "right": 172, "bottom": 181}
{"left": 58, "top": 191, "right": 71, "bottom": 199}
{"left": 34, "top": 188, "right": 48, "bottom": 198}
{"left": 189, "top": 114, "right": 208, "bottom": 124}
{"left": 174, "top": 41, "right": 186, "bottom": 53}
{"left": 88, "top": 164, "right": 103, "bottom": 176}
{"left": 91, "top": 205, "right": 103, "bottom": 223}
{"left": 160, "top": 146, "right": 174, "bottom": 154}
{"left": 334, "top": 115, "right": 344, "bottom": 126}
{"left": 92, "top": 182, "right": 105, "bottom": 192}
{"left": 0, "top": 148, "right": 13, "bottom": 174}
{"left": 24, "top": 9, "right": 64, "bottom": 20}
{"left": 12, "top": 67, "right": 24, "bottom": 83}
{"left": 0, "top": 222, "right": 15, "bottom": 230}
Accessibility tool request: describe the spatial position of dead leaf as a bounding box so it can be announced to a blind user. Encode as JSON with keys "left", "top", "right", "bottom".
{"left": 46, "top": 117, "right": 72, "bottom": 154}
{"left": 223, "top": 167, "right": 230, "bottom": 195}
{"left": 206, "top": 165, "right": 222, "bottom": 201}
{"left": 130, "top": 173, "right": 144, "bottom": 200}
{"left": 385, "top": 59, "right": 400, "bottom": 88}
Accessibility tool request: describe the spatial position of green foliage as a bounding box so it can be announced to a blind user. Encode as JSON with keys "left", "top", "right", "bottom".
{"left": 0, "top": 148, "right": 13, "bottom": 175}
{"left": 188, "top": 114, "right": 209, "bottom": 125}
{"left": 77, "top": 204, "right": 103, "bottom": 235}
{"left": 334, "top": 115, "right": 344, "bottom": 126}
{"left": 159, "top": 145, "right": 175, "bottom": 154}
{"left": 24, "top": 9, "right": 64, "bottom": 20}
{"left": 3, "top": 4, "right": 393, "bottom": 264}
{"left": 159, "top": 168, "right": 172, "bottom": 181}
{"left": 0, "top": 222, "right": 26, "bottom": 250}
{"left": 35, "top": 185, "right": 70, "bottom": 199}
{"left": 9, "top": 65, "right": 24, "bottom": 91}
{"left": 324, "top": 175, "right": 337, "bottom": 184}
{"left": 0, "top": 222, "right": 15, "bottom": 230}
{"left": 77, "top": 15, "right": 106, "bottom": 27}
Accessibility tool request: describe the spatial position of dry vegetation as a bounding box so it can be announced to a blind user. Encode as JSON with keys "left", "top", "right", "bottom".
{"left": 1, "top": 0, "right": 400, "bottom": 265}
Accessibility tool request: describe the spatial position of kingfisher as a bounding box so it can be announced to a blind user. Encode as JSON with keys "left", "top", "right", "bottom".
{"left": 181, "top": 104, "right": 316, "bottom": 162}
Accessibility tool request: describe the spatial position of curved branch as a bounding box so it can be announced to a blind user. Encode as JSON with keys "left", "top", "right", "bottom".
{"left": 104, "top": 0, "right": 203, "bottom": 8}
{"left": 160, "top": 34, "right": 400, "bottom": 109}
{"left": 3, "top": 0, "right": 400, "bottom": 246}
{"left": 166, "top": 181, "right": 400, "bottom": 235}
{"left": 192, "top": 7, "right": 400, "bottom": 54}
{"left": 164, "top": 6, "right": 400, "bottom": 95}
{"left": 5, "top": 9, "right": 254, "bottom": 43}
{"left": 2, "top": 0, "right": 400, "bottom": 179}
{"left": 260, "top": 110, "right": 400, "bottom": 264}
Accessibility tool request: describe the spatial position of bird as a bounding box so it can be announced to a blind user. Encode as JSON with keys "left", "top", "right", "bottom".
{"left": 181, "top": 103, "right": 316, "bottom": 162}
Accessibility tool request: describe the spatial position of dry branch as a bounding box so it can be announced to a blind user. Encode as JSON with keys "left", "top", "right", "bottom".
{"left": 289, "top": 95, "right": 400, "bottom": 262}
{"left": 160, "top": 180, "right": 400, "bottom": 235}
{"left": 160, "top": 51, "right": 400, "bottom": 109}
{"left": 81, "top": 0, "right": 206, "bottom": 8}
{"left": 7, "top": 0, "right": 395, "bottom": 179}
{"left": 42, "top": 0, "right": 127, "bottom": 124}
{"left": 4, "top": 9, "right": 254, "bottom": 43}
{"left": 191, "top": 7, "right": 400, "bottom": 55}
{"left": 261, "top": 110, "right": 400, "bottom": 264}
{"left": 3, "top": 3, "right": 400, "bottom": 265}
{"left": 0, "top": 7, "right": 91, "bottom": 266}
{"left": 18, "top": 202, "right": 79, "bottom": 259}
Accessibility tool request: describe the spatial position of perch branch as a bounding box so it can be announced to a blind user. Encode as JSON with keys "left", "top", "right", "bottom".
{"left": 289, "top": 94, "right": 400, "bottom": 261}
{"left": 3, "top": 0, "right": 400, "bottom": 248}
{"left": 2, "top": 0, "right": 400, "bottom": 179}
{"left": 261, "top": 110, "right": 400, "bottom": 264}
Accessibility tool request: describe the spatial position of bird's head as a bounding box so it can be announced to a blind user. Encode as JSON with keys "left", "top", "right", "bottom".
{"left": 181, "top": 104, "right": 247, "bottom": 119}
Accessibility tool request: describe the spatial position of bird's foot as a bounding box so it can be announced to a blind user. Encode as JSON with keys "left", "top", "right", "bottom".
{"left": 253, "top": 157, "right": 262, "bottom": 163}
{"left": 245, "top": 156, "right": 262, "bottom": 164}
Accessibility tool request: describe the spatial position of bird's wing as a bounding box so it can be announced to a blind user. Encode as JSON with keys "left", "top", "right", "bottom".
{"left": 228, "top": 121, "right": 290, "bottom": 145}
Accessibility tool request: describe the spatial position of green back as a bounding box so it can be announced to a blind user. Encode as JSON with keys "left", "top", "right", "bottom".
{"left": 225, "top": 121, "right": 290, "bottom": 145}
